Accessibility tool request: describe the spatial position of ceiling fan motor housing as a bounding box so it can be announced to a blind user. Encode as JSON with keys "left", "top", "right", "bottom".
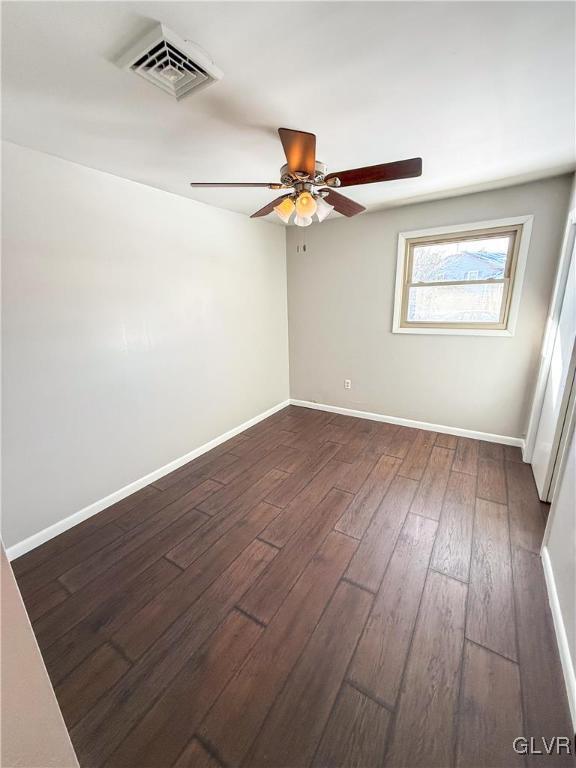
{"left": 280, "top": 161, "right": 328, "bottom": 187}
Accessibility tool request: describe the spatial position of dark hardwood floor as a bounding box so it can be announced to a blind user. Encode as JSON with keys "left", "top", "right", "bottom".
{"left": 12, "top": 406, "right": 575, "bottom": 767}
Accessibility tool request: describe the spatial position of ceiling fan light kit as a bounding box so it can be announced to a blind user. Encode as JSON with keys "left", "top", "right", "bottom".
{"left": 314, "top": 196, "right": 334, "bottom": 223}
{"left": 189, "top": 128, "right": 423, "bottom": 226}
{"left": 273, "top": 190, "right": 334, "bottom": 226}
{"left": 274, "top": 197, "right": 295, "bottom": 224}
{"left": 294, "top": 191, "right": 317, "bottom": 218}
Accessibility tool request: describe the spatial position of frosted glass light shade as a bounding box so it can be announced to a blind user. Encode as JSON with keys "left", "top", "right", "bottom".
{"left": 295, "top": 192, "right": 317, "bottom": 218}
{"left": 294, "top": 215, "right": 313, "bottom": 227}
{"left": 315, "top": 196, "right": 334, "bottom": 222}
{"left": 274, "top": 197, "right": 295, "bottom": 224}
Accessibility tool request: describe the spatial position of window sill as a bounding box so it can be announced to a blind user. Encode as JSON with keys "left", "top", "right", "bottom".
{"left": 392, "top": 326, "right": 515, "bottom": 337}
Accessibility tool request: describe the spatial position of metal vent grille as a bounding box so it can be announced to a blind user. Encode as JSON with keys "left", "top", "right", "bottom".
{"left": 132, "top": 40, "right": 209, "bottom": 99}
{"left": 118, "top": 23, "right": 223, "bottom": 100}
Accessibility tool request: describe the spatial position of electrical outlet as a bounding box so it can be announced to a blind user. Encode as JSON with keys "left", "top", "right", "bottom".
{"left": 344, "top": 379, "right": 352, "bottom": 390}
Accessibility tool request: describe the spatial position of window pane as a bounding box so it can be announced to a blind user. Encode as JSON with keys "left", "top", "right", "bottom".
{"left": 406, "top": 282, "right": 504, "bottom": 324}
{"left": 411, "top": 236, "right": 510, "bottom": 283}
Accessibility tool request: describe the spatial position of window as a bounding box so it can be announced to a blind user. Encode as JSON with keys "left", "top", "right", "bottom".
{"left": 392, "top": 216, "right": 533, "bottom": 336}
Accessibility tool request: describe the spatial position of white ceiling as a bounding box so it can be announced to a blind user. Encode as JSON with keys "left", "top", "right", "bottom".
{"left": 2, "top": 2, "right": 575, "bottom": 220}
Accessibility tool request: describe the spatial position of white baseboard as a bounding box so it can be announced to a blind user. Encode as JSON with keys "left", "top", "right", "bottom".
{"left": 5, "top": 396, "right": 523, "bottom": 560}
{"left": 541, "top": 546, "right": 576, "bottom": 732}
{"left": 289, "top": 399, "right": 525, "bottom": 448}
{"left": 5, "top": 399, "right": 291, "bottom": 561}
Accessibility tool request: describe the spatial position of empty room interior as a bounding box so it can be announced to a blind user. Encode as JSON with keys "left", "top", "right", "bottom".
{"left": 2, "top": 2, "right": 576, "bottom": 767}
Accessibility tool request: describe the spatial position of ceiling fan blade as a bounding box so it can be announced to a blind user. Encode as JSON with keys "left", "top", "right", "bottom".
{"left": 250, "top": 193, "right": 293, "bottom": 219}
{"left": 189, "top": 182, "right": 284, "bottom": 188}
{"left": 278, "top": 128, "right": 316, "bottom": 177}
{"left": 325, "top": 157, "right": 422, "bottom": 187}
{"left": 321, "top": 189, "right": 365, "bottom": 217}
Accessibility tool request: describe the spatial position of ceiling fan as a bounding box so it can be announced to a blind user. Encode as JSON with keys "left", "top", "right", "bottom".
{"left": 190, "top": 128, "right": 422, "bottom": 227}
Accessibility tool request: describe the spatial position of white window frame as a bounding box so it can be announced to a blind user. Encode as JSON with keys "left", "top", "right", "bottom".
{"left": 392, "top": 215, "right": 534, "bottom": 337}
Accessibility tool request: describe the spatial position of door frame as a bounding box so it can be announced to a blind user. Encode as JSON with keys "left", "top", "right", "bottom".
{"left": 540, "top": 345, "right": 576, "bottom": 501}
{"left": 542, "top": 379, "right": 576, "bottom": 550}
{"left": 548, "top": 362, "right": 576, "bottom": 502}
{"left": 524, "top": 206, "right": 576, "bottom": 463}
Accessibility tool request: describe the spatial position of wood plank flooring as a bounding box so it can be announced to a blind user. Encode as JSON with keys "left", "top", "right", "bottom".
{"left": 13, "top": 406, "right": 574, "bottom": 768}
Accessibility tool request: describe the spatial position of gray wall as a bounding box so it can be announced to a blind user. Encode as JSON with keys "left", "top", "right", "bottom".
{"left": 2, "top": 142, "right": 289, "bottom": 549}
{"left": 287, "top": 175, "right": 573, "bottom": 438}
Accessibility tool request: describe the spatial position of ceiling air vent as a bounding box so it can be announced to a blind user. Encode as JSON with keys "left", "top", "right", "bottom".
{"left": 118, "top": 23, "right": 223, "bottom": 100}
